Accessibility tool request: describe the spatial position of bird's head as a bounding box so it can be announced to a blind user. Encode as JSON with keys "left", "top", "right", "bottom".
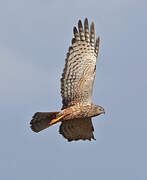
{"left": 92, "top": 104, "right": 105, "bottom": 116}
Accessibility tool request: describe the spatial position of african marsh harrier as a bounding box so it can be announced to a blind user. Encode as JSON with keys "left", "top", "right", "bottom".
{"left": 30, "top": 18, "right": 105, "bottom": 141}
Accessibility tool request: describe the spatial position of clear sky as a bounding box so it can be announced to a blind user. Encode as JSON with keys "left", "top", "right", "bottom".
{"left": 0, "top": 0, "right": 147, "bottom": 179}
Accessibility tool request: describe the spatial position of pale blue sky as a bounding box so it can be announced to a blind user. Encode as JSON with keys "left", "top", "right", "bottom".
{"left": 0, "top": 0, "right": 147, "bottom": 179}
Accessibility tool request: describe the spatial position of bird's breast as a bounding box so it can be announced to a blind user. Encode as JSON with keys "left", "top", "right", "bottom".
{"left": 61, "top": 104, "right": 98, "bottom": 120}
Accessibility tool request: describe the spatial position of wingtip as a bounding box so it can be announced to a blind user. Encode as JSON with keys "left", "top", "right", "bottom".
{"left": 78, "top": 19, "right": 82, "bottom": 27}
{"left": 90, "top": 22, "right": 94, "bottom": 30}
{"left": 73, "top": 26, "right": 78, "bottom": 34}
{"left": 97, "top": 36, "right": 100, "bottom": 42}
{"left": 84, "top": 17, "right": 88, "bottom": 24}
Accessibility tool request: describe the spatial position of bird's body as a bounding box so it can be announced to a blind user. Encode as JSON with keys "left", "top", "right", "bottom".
{"left": 57, "top": 104, "right": 104, "bottom": 121}
{"left": 30, "top": 18, "right": 105, "bottom": 141}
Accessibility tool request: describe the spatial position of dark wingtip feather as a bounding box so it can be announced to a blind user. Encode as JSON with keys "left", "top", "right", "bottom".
{"left": 78, "top": 19, "right": 85, "bottom": 40}
{"left": 78, "top": 19, "right": 83, "bottom": 29}
{"left": 84, "top": 18, "right": 90, "bottom": 43}
{"left": 90, "top": 22, "right": 94, "bottom": 30}
{"left": 73, "top": 26, "right": 78, "bottom": 35}
{"left": 90, "top": 22, "right": 95, "bottom": 44}
{"left": 95, "top": 36, "right": 100, "bottom": 56}
{"left": 73, "top": 26, "right": 80, "bottom": 41}
{"left": 84, "top": 17, "right": 88, "bottom": 25}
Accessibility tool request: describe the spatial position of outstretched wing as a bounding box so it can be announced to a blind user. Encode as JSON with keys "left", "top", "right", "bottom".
{"left": 61, "top": 18, "right": 100, "bottom": 109}
{"left": 59, "top": 118, "right": 95, "bottom": 141}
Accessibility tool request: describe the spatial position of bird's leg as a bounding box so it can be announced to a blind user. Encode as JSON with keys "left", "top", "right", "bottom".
{"left": 49, "top": 108, "right": 72, "bottom": 125}
{"left": 49, "top": 114, "right": 65, "bottom": 125}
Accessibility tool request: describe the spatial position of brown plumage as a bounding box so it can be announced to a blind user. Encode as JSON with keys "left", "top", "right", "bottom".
{"left": 30, "top": 18, "right": 105, "bottom": 142}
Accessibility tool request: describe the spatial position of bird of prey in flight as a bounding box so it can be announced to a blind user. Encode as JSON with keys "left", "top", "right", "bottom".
{"left": 30, "top": 18, "right": 105, "bottom": 141}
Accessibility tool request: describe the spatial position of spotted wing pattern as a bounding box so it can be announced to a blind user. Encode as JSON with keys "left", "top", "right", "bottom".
{"left": 61, "top": 18, "right": 100, "bottom": 109}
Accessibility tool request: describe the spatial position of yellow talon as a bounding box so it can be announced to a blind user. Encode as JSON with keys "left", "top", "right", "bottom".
{"left": 49, "top": 114, "right": 64, "bottom": 125}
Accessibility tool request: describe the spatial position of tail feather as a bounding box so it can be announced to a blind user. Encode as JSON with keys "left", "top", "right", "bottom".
{"left": 30, "top": 112, "right": 60, "bottom": 132}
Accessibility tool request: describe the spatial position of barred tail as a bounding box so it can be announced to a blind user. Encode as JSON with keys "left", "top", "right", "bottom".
{"left": 30, "top": 112, "right": 61, "bottom": 133}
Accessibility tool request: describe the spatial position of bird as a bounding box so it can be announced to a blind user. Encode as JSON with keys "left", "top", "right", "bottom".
{"left": 30, "top": 18, "right": 105, "bottom": 142}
